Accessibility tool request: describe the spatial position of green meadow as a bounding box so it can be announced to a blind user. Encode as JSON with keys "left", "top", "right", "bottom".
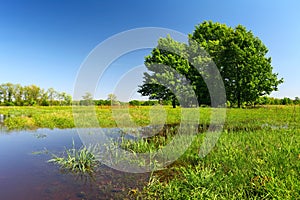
{"left": 0, "top": 105, "right": 299, "bottom": 130}
{"left": 0, "top": 105, "right": 299, "bottom": 199}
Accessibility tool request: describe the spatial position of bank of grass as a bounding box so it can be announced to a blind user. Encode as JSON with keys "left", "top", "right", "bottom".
{"left": 131, "top": 127, "right": 300, "bottom": 199}
{"left": 0, "top": 106, "right": 74, "bottom": 129}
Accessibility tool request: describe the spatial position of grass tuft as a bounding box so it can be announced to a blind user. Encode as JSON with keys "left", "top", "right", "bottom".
{"left": 48, "top": 140, "right": 99, "bottom": 174}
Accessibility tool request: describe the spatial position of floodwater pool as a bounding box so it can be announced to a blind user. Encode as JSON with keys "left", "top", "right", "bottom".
{"left": 0, "top": 128, "right": 149, "bottom": 200}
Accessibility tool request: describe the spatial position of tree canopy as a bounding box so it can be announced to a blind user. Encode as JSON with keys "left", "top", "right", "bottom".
{"left": 138, "top": 35, "right": 209, "bottom": 108}
{"left": 139, "top": 21, "right": 283, "bottom": 107}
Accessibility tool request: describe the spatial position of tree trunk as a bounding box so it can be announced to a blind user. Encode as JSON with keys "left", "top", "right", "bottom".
{"left": 237, "top": 92, "right": 241, "bottom": 108}
{"left": 236, "top": 64, "right": 241, "bottom": 108}
{"left": 172, "top": 97, "right": 176, "bottom": 108}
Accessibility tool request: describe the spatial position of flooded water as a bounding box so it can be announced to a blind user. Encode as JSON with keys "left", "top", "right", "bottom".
{"left": 0, "top": 128, "right": 149, "bottom": 200}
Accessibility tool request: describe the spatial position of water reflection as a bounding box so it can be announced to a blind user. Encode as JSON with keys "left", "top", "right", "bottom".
{"left": 0, "top": 114, "right": 6, "bottom": 124}
{"left": 0, "top": 114, "right": 7, "bottom": 131}
{"left": 32, "top": 133, "right": 48, "bottom": 139}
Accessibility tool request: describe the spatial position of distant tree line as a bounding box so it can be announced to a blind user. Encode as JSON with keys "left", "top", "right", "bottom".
{"left": 1, "top": 83, "right": 296, "bottom": 107}
{"left": 0, "top": 83, "right": 72, "bottom": 106}
{"left": 253, "top": 96, "right": 300, "bottom": 106}
{"left": 129, "top": 97, "right": 300, "bottom": 107}
{"left": 71, "top": 92, "right": 160, "bottom": 107}
{"left": 129, "top": 96, "right": 300, "bottom": 107}
{"left": 127, "top": 97, "right": 300, "bottom": 107}
{"left": 81, "top": 99, "right": 159, "bottom": 106}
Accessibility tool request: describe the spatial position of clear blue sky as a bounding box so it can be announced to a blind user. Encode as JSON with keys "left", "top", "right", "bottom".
{"left": 0, "top": 0, "right": 299, "bottom": 100}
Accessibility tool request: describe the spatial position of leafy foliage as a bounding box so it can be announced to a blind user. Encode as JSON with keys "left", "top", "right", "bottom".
{"left": 139, "top": 35, "right": 204, "bottom": 108}
{"left": 191, "top": 21, "right": 283, "bottom": 107}
{"left": 139, "top": 21, "right": 283, "bottom": 107}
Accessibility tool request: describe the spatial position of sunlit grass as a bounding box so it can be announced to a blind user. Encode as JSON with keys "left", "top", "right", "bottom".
{"left": 1, "top": 105, "right": 299, "bottom": 130}
{"left": 138, "top": 128, "right": 300, "bottom": 199}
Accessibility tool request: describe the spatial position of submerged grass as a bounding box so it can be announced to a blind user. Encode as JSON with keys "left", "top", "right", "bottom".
{"left": 48, "top": 140, "right": 99, "bottom": 174}
{"left": 120, "top": 125, "right": 178, "bottom": 153}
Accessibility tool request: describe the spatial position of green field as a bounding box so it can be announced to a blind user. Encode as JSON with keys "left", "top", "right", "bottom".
{"left": 1, "top": 105, "right": 299, "bottom": 130}
{"left": 0, "top": 106, "right": 299, "bottom": 199}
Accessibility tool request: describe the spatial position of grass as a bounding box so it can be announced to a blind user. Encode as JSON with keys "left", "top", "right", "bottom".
{"left": 48, "top": 140, "right": 99, "bottom": 174}
{"left": 136, "top": 128, "right": 300, "bottom": 199}
{"left": 1, "top": 105, "right": 300, "bottom": 199}
{"left": 116, "top": 128, "right": 300, "bottom": 199}
{"left": 1, "top": 105, "right": 299, "bottom": 130}
{"left": 120, "top": 125, "right": 178, "bottom": 153}
{"left": 0, "top": 106, "right": 74, "bottom": 130}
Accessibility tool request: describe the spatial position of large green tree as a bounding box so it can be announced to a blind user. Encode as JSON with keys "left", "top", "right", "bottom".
{"left": 139, "top": 21, "right": 283, "bottom": 107}
{"left": 190, "top": 21, "right": 283, "bottom": 107}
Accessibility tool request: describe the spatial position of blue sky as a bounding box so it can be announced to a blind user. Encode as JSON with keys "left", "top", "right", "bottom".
{"left": 0, "top": 0, "right": 299, "bottom": 101}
